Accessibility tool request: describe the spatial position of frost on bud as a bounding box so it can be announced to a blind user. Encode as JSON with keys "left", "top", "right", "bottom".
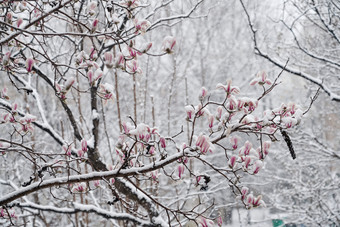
{"left": 185, "top": 105, "right": 195, "bottom": 121}
{"left": 64, "top": 77, "right": 75, "bottom": 91}
{"left": 208, "top": 114, "right": 214, "bottom": 128}
{"left": 215, "top": 106, "right": 223, "bottom": 121}
{"left": 263, "top": 141, "right": 271, "bottom": 156}
{"left": 199, "top": 87, "right": 208, "bottom": 101}
{"left": 127, "top": 60, "right": 142, "bottom": 74}
{"left": 243, "top": 156, "right": 252, "bottom": 169}
{"left": 91, "top": 18, "right": 99, "bottom": 32}
{"left": 162, "top": 36, "right": 176, "bottom": 54}
{"left": 228, "top": 155, "right": 237, "bottom": 169}
{"left": 241, "top": 186, "right": 249, "bottom": 200}
{"left": 26, "top": 58, "right": 34, "bottom": 72}
{"left": 87, "top": 1, "right": 98, "bottom": 15}
{"left": 115, "top": 52, "right": 125, "bottom": 69}
{"left": 239, "top": 141, "right": 252, "bottom": 156}
{"left": 81, "top": 139, "right": 88, "bottom": 152}
{"left": 253, "top": 160, "right": 263, "bottom": 174}
{"left": 178, "top": 165, "right": 185, "bottom": 178}
{"left": 159, "top": 137, "right": 166, "bottom": 148}
{"left": 104, "top": 52, "right": 114, "bottom": 68}
{"left": 230, "top": 136, "right": 240, "bottom": 150}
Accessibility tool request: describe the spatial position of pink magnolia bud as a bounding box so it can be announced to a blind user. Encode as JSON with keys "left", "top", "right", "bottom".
{"left": 104, "top": 52, "right": 114, "bottom": 68}
{"left": 216, "top": 106, "right": 223, "bottom": 120}
{"left": 87, "top": 1, "right": 97, "bottom": 15}
{"left": 26, "top": 58, "right": 34, "bottom": 72}
{"left": 162, "top": 36, "right": 176, "bottom": 54}
{"left": 110, "top": 178, "right": 115, "bottom": 184}
{"left": 159, "top": 137, "right": 166, "bottom": 148}
{"left": 247, "top": 193, "right": 254, "bottom": 205}
{"left": 217, "top": 216, "right": 223, "bottom": 227}
{"left": 199, "top": 87, "right": 208, "bottom": 101}
{"left": 252, "top": 195, "right": 262, "bottom": 207}
{"left": 243, "top": 156, "right": 251, "bottom": 169}
{"left": 208, "top": 114, "right": 214, "bottom": 128}
{"left": 263, "top": 141, "right": 271, "bottom": 156}
{"left": 241, "top": 186, "right": 249, "bottom": 200}
{"left": 64, "top": 77, "right": 75, "bottom": 91}
{"left": 16, "top": 17, "right": 23, "bottom": 28}
{"left": 228, "top": 155, "right": 237, "bottom": 169}
{"left": 230, "top": 136, "right": 240, "bottom": 150}
{"left": 253, "top": 160, "right": 263, "bottom": 174}
{"left": 91, "top": 18, "right": 99, "bottom": 32}
{"left": 6, "top": 12, "right": 13, "bottom": 23}
{"left": 87, "top": 70, "right": 94, "bottom": 84}
{"left": 239, "top": 141, "right": 252, "bottom": 156}
{"left": 63, "top": 145, "right": 72, "bottom": 156}
{"left": 81, "top": 139, "right": 87, "bottom": 152}
{"left": 178, "top": 165, "right": 185, "bottom": 178}
{"left": 141, "top": 42, "right": 152, "bottom": 53}
{"left": 185, "top": 105, "right": 195, "bottom": 120}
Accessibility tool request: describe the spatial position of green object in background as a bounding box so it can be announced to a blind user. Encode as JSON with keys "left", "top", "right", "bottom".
{"left": 272, "top": 219, "right": 284, "bottom": 227}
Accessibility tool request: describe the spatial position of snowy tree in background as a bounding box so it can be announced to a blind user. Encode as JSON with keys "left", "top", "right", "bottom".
{"left": 0, "top": 0, "right": 326, "bottom": 226}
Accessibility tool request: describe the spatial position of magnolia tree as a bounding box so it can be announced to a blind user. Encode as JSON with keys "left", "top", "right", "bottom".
{"left": 0, "top": 0, "right": 310, "bottom": 226}
{"left": 239, "top": 0, "right": 340, "bottom": 225}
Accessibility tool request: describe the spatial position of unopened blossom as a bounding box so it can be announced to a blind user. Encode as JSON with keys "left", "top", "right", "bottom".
{"left": 64, "top": 77, "right": 75, "bottom": 91}
{"left": 252, "top": 195, "right": 263, "bottom": 207}
{"left": 199, "top": 87, "right": 208, "bottom": 101}
{"left": 87, "top": 1, "right": 98, "bottom": 15}
{"left": 250, "top": 71, "right": 272, "bottom": 86}
{"left": 243, "top": 156, "right": 252, "bottom": 169}
{"left": 91, "top": 18, "right": 99, "bottom": 32}
{"left": 104, "top": 52, "right": 114, "bottom": 68}
{"left": 6, "top": 12, "right": 13, "bottom": 23}
{"left": 199, "top": 217, "right": 214, "bottom": 227}
{"left": 26, "top": 58, "right": 34, "bottom": 72}
{"left": 162, "top": 36, "right": 176, "bottom": 54}
{"left": 216, "top": 79, "right": 240, "bottom": 97}
{"left": 208, "top": 114, "right": 214, "bottom": 129}
{"left": 196, "top": 134, "right": 211, "bottom": 154}
{"left": 178, "top": 165, "right": 185, "bottom": 178}
{"left": 159, "top": 137, "right": 166, "bottom": 148}
{"left": 263, "top": 141, "right": 271, "bottom": 156}
{"left": 87, "top": 70, "right": 94, "bottom": 84}
{"left": 230, "top": 136, "right": 240, "bottom": 150}
{"left": 150, "top": 170, "right": 160, "bottom": 181}
{"left": 217, "top": 216, "right": 223, "bottom": 227}
{"left": 115, "top": 52, "right": 125, "bottom": 68}
{"left": 239, "top": 141, "right": 252, "bottom": 156}
{"left": 16, "top": 17, "right": 23, "bottom": 28}
{"left": 241, "top": 186, "right": 249, "bottom": 200}
{"left": 253, "top": 160, "right": 263, "bottom": 174}
{"left": 89, "top": 47, "right": 97, "bottom": 59}
{"left": 215, "top": 106, "right": 223, "bottom": 121}
{"left": 246, "top": 193, "right": 254, "bottom": 205}
{"left": 228, "top": 155, "right": 238, "bottom": 169}
{"left": 81, "top": 139, "right": 88, "bottom": 152}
